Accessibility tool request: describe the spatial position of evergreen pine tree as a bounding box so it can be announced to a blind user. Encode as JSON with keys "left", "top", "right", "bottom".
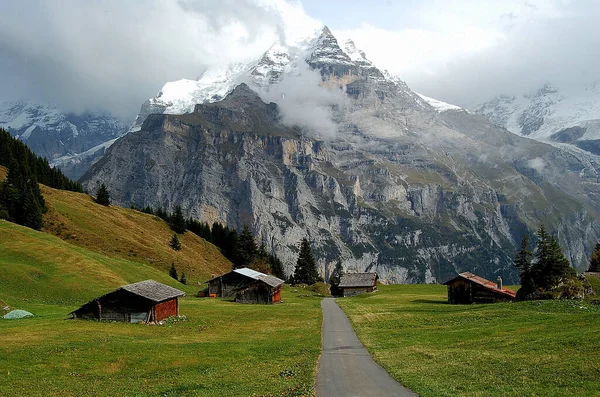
{"left": 233, "top": 225, "right": 257, "bottom": 269}
{"left": 248, "top": 241, "right": 271, "bottom": 273}
{"left": 588, "top": 242, "right": 600, "bottom": 272}
{"left": 269, "top": 255, "right": 286, "bottom": 280}
{"left": 329, "top": 261, "right": 344, "bottom": 295}
{"left": 179, "top": 272, "right": 187, "bottom": 285}
{"left": 291, "top": 238, "right": 322, "bottom": 285}
{"left": 170, "top": 233, "right": 182, "bottom": 251}
{"left": 95, "top": 183, "right": 110, "bottom": 206}
{"left": 170, "top": 205, "right": 186, "bottom": 234}
{"left": 514, "top": 234, "right": 534, "bottom": 298}
{"left": 532, "top": 225, "right": 575, "bottom": 290}
{"left": 19, "top": 184, "right": 44, "bottom": 230}
{"left": 169, "top": 262, "right": 178, "bottom": 280}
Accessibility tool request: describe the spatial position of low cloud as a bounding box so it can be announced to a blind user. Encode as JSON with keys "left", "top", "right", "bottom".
{"left": 0, "top": 0, "right": 316, "bottom": 120}
{"left": 528, "top": 157, "right": 546, "bottom": 173}
{"left": 256, "top": 61, "right": 347, "bottom": 139}
{"left": 340, "top": 0, "right": 600, "bottom": 107}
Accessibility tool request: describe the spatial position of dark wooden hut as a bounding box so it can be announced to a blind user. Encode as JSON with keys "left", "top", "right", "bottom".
{"left": 339, "top": 273, "right": 377, "bottom": 297}
{"left": 443, "top": 272, "right": 515, "bottom": 304}
{"left": 206, "top": 268, "right": 284, "bottom": 304}
{"left": 70, "top": 280, "right": 185, "bottom": 323}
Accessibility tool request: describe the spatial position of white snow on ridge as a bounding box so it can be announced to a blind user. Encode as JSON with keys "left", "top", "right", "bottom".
{"left": 51, "top": 137, "right": 119, "bottom": 168}
{"left": 416, "top": 93, "right": 462, "bottom": 112}
{"left": 476, "top": 83, "right": 600, "bottom": 142}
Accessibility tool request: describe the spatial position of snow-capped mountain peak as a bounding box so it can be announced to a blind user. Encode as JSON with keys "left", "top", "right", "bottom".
{"left": 132, "top": 25, "right": 438, "bottom": 130}
{"left": 475, "top": 82, "right": 600, "bottom": 155}
{"left": 342, "top": 39, "right": 373, "bottom": 68}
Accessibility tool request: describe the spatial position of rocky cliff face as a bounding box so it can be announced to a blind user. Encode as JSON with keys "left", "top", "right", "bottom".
{"left": 0, "top": 101, "right": 127, "bottom": 179}
{"left": 84, "top": 28, "right": 600, "bottom": 283}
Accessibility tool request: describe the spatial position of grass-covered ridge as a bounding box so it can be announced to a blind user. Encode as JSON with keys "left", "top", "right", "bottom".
{"left": 40, "top": 185, "right": 231, "bottom": 283}
{"left": 0, "top": 220, "right": 200, "bottom": 307}
{"left": 337, "top": 284, "right": 600, "bottom": 397}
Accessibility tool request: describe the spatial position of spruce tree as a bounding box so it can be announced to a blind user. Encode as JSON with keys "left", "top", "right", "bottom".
{"left": 233, "top": 225, "right": 257, "bottom": 269}
{"left": 292, "top": 238, "right": 322, "bottom": 285}
{"left": 249, "top": 242, "right": 270, "bottom": 273}
{"left": 329, "top": 261, "right": 344, "bottom": 295}
{"left": 170, "top": 233, "right": 182, "bottom": 251}
{"left": 95, "top": 184, "right": 110, "bottom": 206}
{"left": 588, "top": 242, "right": 600, "bottom": 272}
{"left": 169, "top": 262, "right": 178, "bottom": 280}
{"left": 179, "top": 272, "right": 187, "bottom": 285}
{"left": 532, "top": 225, "right": 575, "bottom": 290}
{"left": 270, "top": 255, "right": 286, "bottom": 280}
{"left": 514, "top": 234, "right": 534, "bottom": 297}
{"left": 19, "top": 184, "right": 44, "bottom": 230}
{"left": 170, "top": 205, "right": 186, "bottom": 234}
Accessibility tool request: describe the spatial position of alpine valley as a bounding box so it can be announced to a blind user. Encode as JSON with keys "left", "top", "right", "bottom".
{"left": 74, "top": 26, "right": 600, "bottom": 283}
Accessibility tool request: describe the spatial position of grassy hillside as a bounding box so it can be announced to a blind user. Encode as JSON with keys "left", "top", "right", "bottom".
{"left": 0, "top": 218, "right": 322, "bottom": 396}
{"left": 0, "top": 220, "right": 200, "bottom": 308}
{"left": 0, "top": 286, "right": 322, "bottom": 397}
{"left": 338, "top": 285, "right": 600, "bottom": 397}
{"left": 41, "top": 185, "right": 231, "bottom": 282}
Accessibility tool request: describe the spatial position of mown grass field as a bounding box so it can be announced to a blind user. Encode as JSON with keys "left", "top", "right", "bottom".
{"left": 337, "top": 284, "right": 600, "bottom": 397}
{"left": 0, "top": 207, "right": 322, "bottom": 397}
{"left": 0, "top": 290, "right": 322, "bottom": 397}
{"left": 40, "top": 185, "right": 231, "bottom": 283}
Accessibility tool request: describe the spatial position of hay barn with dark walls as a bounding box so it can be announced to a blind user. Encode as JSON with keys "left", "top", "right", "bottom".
{"left": 443, "top": 272, "right": 516, "bottom": 304}
{"left": 70, "top": 280, "right": 185, "bottom": 323}
{"left": 338, "top": 273, "right": 377, "bottom": 297}
{"left": 206, "top": 268, "right": 284, "bottom": 304}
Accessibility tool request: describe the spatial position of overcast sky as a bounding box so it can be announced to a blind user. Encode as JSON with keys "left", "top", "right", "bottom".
{"left": 0, "top": 0, "right": 598, "bottom": 120}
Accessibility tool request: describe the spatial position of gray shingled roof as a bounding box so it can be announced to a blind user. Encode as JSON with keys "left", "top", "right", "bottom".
{"left": 207, "top": 268, "right": 285, "bottom": 288}
{"left": 339, "top": 273, "right": 377, "bottom": 288}
{"left": 121, "top": 280, "right": 185, "bottom": 302}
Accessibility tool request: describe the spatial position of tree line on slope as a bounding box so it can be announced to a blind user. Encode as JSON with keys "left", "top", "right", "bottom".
{"left": 514, "top": 225, "right": 598, "bottom": 300}
{"left": 0, "top": 128, "right": 84, "bottom": 230}
{"left": 132, "top": 204, "right": 286, "bottom": 280}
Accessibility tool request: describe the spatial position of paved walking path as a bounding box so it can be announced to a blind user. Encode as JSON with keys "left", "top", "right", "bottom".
{"left": 315, "top": 298, "right": 417, "bottom": 397}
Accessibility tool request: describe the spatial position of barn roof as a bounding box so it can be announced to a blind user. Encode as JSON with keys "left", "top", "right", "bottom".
{"left": 443, "top": 272, "right": 516, "bottom": 298}
{"left": 69, "top": 280, "right": 185, "bottom": 315}
{"left": 207, "top": 268, "right": 284, "bottom": 288}
{"left": 339, "top": 273, "right": 377, "bottom": 288}
{"left": 121, "top": 280, "right": 186, "bottom": 302}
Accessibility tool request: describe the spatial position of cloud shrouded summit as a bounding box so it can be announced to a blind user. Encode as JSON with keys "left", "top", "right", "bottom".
{"left": 0, "top": 0, "right": 598, "bottom": 119}
{"left": 0, "top": 0, "right": 319, "bottom": 119}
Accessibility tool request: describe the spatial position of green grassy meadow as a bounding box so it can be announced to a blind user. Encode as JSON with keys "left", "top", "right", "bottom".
{"left": 0, "top": 220, "right": 322, "bottom": 397}
{"left": 0, "top": 289, "right": 322, "bottom": 397}
{"left": 337, "top": 284, "right": 600, "bottom": 397}
{"left": 3, "top": 192, "right": 600, "bottom": 396}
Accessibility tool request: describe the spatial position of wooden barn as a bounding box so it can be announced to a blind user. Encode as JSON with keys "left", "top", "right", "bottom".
{"left": 338, "top": 273, "right": 377, "bottom": 297}
{"left": 443, "top": 272, "right": 516, "bottom": 304}
{"left": 206, "top": 268, "right": 284, "bottom": 304}
{"left": 70, "top": 280, "right": 185, "bottom": 323}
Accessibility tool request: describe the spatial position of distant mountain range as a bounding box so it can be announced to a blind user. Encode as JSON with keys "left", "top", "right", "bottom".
{"left": 474, "top": 82, "right": 600, "bottom": 156}
{"left": 0, "top": 101, "right": 127, "bottom": 180}
{"left": 79, "top": 26, "right": 600, "bottom": 283}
